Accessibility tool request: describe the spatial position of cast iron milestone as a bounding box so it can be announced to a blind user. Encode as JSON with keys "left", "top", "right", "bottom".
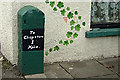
{"left": 18, "top": 5, "right": 45, "bottom": 75}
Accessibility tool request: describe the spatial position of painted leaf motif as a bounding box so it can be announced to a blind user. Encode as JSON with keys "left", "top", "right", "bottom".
{"left": 71, "top": 26, "right": 74, "bottom": 30}
{"left": 45, "top": 0, "right": 86, "bottom": 56}
{"left": 63, "top": 40, "right": 69, "bottom": 46}
{"left": 82, "top": 22, "right": 86, "bottom": 26}
{"left": 54, "top": 46, "right": 60, "bottom": 51}
{"left": 78, "top": 16, "right": 81, "bottom": 20}
{"left": 67, "top": 12, "right": 73, "bottom": 19}
{"left": 49, "top": 48, "right": 52, "bottom": 52}
{"left": 50, "top": 1, "right": 55, "bottom": 7}
{"left": 75, "top": 24, "right": 81, "bottom": 31}
{"left": 57, "top": 2, "right": 64, "bottom": 8}
{"left": 53, "top": 7, "right": 57, "bottom": 11}
{"left": 66, "top": 7, "right": 70, "bottom": 11}
{"left": 75, "top": 11, "right": 78, "bottom": 15}
{"left": 66, "top": 31, "right": 73, "bottom": 38}
{"left": 45, "top": 52, "right": 49, "bottom": 56}
{"left": 70, "top": 20, "right": 75, "bottom": 25}
{"left": 45, "top": 0, "right": 49, "bottom": 4}
{"left": 60, "top": 9, "right": 66, "bottom": 16}
{"left": 73, "top": 33, "right": 78, "bottom": 39}
{"left": 70, "top": 40, "right": 74, "bottom": 44}
{"left": 59, "top": 40, "right": 63, "bottom": 44}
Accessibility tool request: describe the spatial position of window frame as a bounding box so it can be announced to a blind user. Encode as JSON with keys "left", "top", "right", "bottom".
{"left": 85, "top": 2, "right": 120, "bottom": 38}
{"left": 90, "top": 2, "right": 120, "bottom": 29}
{"left": 91, "top": 22, "right": 120, "bottom": 29}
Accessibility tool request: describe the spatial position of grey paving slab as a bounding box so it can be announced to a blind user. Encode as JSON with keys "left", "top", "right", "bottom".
{"left": 92, "top": 74, "right": 119, "bottom": 78}
{"left": 98, "top": 57, "right": 120, "bottom": 74}
{"left": 60, "top": 60, "right": 114, "bottom": 78}
{"left": 44, "top": 63, "right": 73, "bottom": 79}
{"left": 25, "top": 74, "right": 47, "bottom": 79}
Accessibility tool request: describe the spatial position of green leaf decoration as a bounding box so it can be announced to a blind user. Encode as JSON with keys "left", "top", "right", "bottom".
{"left": 63, "top": 40, "right": 69, "bottom": 46}
{"left": 45, "top": 0, "right": 49, "bottom": 4}
{"left": 59, "top": 40, "right": 63, "bottom": 44}
{"left": 71, "top": 26, "right": 74, "bottom": 30}
{"left": 70, "top": 20, "right": 75, "bottom": 25}
{"left": 73, "top": 33, "right": 78, "bottom": 39}
{"left": 53, "top": 7, "right": 57, "bottom": 11}
{"left": 45, "top": 52, "right": 49, "bottom": 56}
{"left": 75, "top": 11, "right": 78, "bottom": 15}
{"left": 50, "top": 1, "right": 55, "bottom": 7}
{"left": 78, "top": 16, "right": 81, "bottom": 20}
{"left": 54, "top": 45, "right": 60, "bottom": 51}
{"left": 66, "top": 31, "right": 73, "bottom": 38}
{"left": 67, "top": 12, "right": 73, "bottom": 19}
{"left": 49, "top": 48, "right": 52, "bottom": 52}
{"left": 75, "top": 24, "right": 81, "bottom": 31}
{"left": 66, "top": 7, "right": 70, "bottom": 11}
{"left": 57, "top": 1, "right": 64, "bottom": 8}
{"left": 60, "top": 9, "right": 66, "bottom": 16}
{"left": 70, "top": 40, "right": 74, "bottom": 44}
{"left": 82, "top": 22, "right": 86, "bottom": 26}
{"left": 45, "top": 1, "right": 85, "bottom": 54}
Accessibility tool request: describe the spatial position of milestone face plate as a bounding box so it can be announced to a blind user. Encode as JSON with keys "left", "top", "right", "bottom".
{"left": 22, "top": 29, "right": 44, "bottom": 51}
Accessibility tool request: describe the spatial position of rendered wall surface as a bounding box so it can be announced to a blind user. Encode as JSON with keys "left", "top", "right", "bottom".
{"left": 0, "top": 2, "right": 14, "bottom": 63}
{"left": 0, "top": 1, "right": 119, "bottom": 64}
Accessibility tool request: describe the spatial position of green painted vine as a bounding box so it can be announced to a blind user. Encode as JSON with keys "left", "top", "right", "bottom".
{"left": 45, "top": 0, "right": 86, "bottom": 56}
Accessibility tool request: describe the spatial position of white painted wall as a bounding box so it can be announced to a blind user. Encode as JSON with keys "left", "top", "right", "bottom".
{"left": 0, "top": 2, "right": 14, "bottom": 63}
{"left": 0, "top": 2, "right": 1, "bottom": 51}
{"left": 0, "top": 1, "right": 119, "bottom": 64}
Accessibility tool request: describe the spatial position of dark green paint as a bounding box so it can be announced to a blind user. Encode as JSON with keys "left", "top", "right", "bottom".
{"left": 18, "top": 5, "right": 45, "bottom": 75}
{"left": 85, "top": 28, "right": 120, "bottom": 38}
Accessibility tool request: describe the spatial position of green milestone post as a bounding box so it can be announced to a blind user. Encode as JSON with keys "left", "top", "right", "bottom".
{"left": 18, "top": 5, "right": 45, "bottom": 75}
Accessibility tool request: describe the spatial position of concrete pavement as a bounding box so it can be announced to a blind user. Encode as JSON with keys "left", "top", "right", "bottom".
{"left": 25, "top": 57, "right": 120, "bottom": 79}
{"left": 0, "top": 52, "right": 119, "bottom": 79}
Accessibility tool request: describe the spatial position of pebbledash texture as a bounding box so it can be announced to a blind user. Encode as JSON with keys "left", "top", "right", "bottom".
{"left": 0, "top": 1, "right": 119, "bottom": 65}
